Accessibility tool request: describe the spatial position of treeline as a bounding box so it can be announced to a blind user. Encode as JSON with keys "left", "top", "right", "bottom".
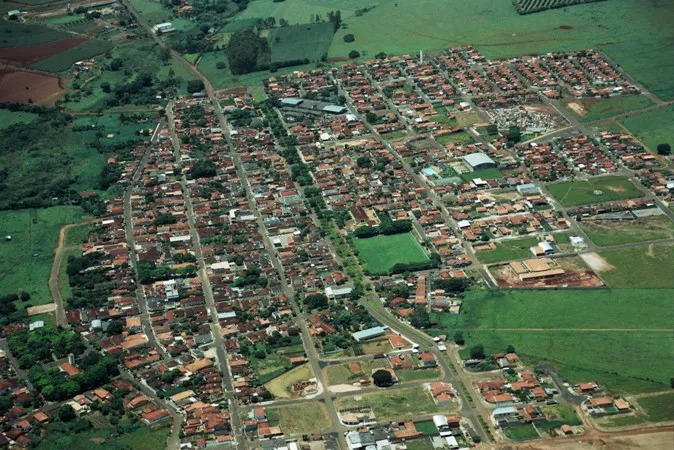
{"left": 353, "top": 219, "right": 413, "bottom": 238}
{"left": 0, "top": 293, "right": 29, "bottom": 326}
{"left": 67, "top": 252, "right": 113, "bottom": 309}
{"left": 390, "top": 253, "right": 441, "bottom": 275}
{"left": 138, "top": 260, "right": 197, "bottom": 283}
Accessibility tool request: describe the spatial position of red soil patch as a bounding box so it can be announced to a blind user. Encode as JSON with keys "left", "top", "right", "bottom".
{"left": 0, "top": 68, "right": 65, "bottom": 105}
{"left": 327, "top": 57, "right": 348, "bottom": 62}
{"left": 0, "top": 37, "right": 87, "bottom": 67}
{"left": 559, "top": 25, "right": 573, "bottom": 30}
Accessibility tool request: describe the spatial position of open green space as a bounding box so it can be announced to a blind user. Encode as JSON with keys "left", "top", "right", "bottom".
{"left": 435, "top": 131, "right": 475, "bottom": 146}
{"left": 460, "top": 168, "right": 504, "bottom": 182}
{"left": 64, "top": 223, "right": 92, "bottom": 247}
{"left": 0, "top": 207, "right": 88, "bottom": 308}
{"left": 39, "top": 14, "right": 89, "bottom": 26}
{"left": 31, "top": 39, "right": 114, "bottom": 73}
{"left": 0, "top": 21, "right": 71, "bottom": 47}
{"left": 580, "top": 215, "right": 674, "bottom": 247}
{"left": 504, "top": 423, "right": 539, "bottom": 441}
{"left": 268, "top": 22, "right": 334, "bottom": 63}
{"left": 127, "top": 0, "right": 176, "bottom": 25}
{"left": 618, "top": 104, "right": 674, "bottom": 152}
{"left": 35, "top": 421, "right": 169, "bottom": 450}
{"left": 596, "top": 243, "right": 674, "bottom": 289}
{"left": 353, "top": 233, "right": 429, "bottom": 275}
{"left": 264, "top": 363, "right": 314, "bottom": 399}
{"left": 325, "top": 359, "right": 390, "bottom": 385}
{"left": 267, "top": 402, "right": 330, "bottom": 435}
{"left": 237, "top": 0, "right": 384, "bottom": 26}
{"left": 567, "top": 95, "right": 654, "bottom": 122}
{"left": 336, "top": 386, "right": 452, "bottom": 423}
{"left": 430, "top": 288, "right": 674, "bottom": 394}
{"left": 396, "top": 368, "right": 441, "bottom": 383}
{"left": 476, "top": 237, "right": 540, "bottom": 264}
{"left": 0, "top": 109, "right": 38, "bottom": 130}
{"left": 602, "top": 392, "right": 674, "bottom": 428}
{"left": 541, "top": 404, "right": 583, "bottom": 426}
{"left": 547, "top": 176, "right": 643, "bottom": 206}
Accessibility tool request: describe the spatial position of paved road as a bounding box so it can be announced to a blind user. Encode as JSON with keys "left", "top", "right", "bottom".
{"left": 0, "top": 339, "right": 34, "bottom": 392}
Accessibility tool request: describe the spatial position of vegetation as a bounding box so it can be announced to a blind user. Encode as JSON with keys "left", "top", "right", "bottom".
{"left": 30, "top": 39, "right": 114, "bottom": 73}
{"left": 227, "top": 28, "right": 271, "bottom": 74}
{"left": 353, "top": 233, "right": 430, "bottom": 275}
{"left": 514, "top": 0, "right": 607, "bottom": 15}
{"left": 266, "top": 402, "right": 330, "bottom": 435}
{"left": 475, "top": 237, "right": 540, "bottom": 264}
{"left": 547, "top": 176, "right": 643, "bottom": 206}
{"left": 372, "top": 369, "right": 394, "bottom": 387}
{"left": 619, "top": 105, "right": 674, "bottom": 152}
{"left": 597, "top": 244, "right": 674, "bottom": 289}
{"left": 268, "top": 22, "right": 334, "bottom": 66}
{"left": 566, "top": 95, "right": 654, "bottom": 122}
{"left": 337, "top": 386, "right": 451, "bottom": 422}
{"left": 580, "top": 216, "right": 674, "bottom": 247}
{"left": 603, "top": 392, "right": 674, "bottom": 427}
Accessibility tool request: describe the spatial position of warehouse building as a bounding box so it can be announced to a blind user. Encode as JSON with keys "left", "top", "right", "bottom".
{"left": 462, "top": 152, "right": 497, "bottom": 170}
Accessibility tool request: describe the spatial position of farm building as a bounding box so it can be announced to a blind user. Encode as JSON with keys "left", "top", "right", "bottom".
{"left": 352, "top": 326, "right": 389, "bottom": 342}
{"left": 462, "top": 152, "right": 496, "bottom": 170}
{"left": 152, "top": 22, "right": 175, "bottom": 34}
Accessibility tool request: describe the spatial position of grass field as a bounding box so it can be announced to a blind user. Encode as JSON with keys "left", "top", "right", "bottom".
{"left": 34, "top": 423, "right": 168, "bottom": 450}
{"left": 580, "top": 215, "right": 674, "bottom": 247}
{"left": 0, "top": 109, "right": 38, "bottom": 130}
{"left": 566, "top": 95, "right": 655, "bottom": 122}
{"left": 127, "top": 0, "right": 176, "bottom": 25}
{"left": 0, "top": 207, "right": 88, "bottom": 308}
{"left": 267, "top": 402, "right": 330, "bottom": 435}
{"left": 325, "top": 359, "right": 390, "bottom": 385}
{"left": 547, "top": 176, "right": 643, "bottom": 206}
{"left": 264, "top": 363, "right": 314, "bottom": 399}
{"left": 476, "top": 237, "right": 540, "bottom": 264}
{"left": 336, "top": 386, "right": 451, "bottom": 423}
{"left": 268, "top": 22, "right": 334, "bottom": 63}
{"left": 595, "top": 243, "right": 674, "bottom": 289}
{"left": 396, "top": 368, "right": 441, "bottom": 383}
{"left": 64, "top": 223, "right": 91, "bottom": 246}
{"left": 541, "top": 404, "right": 583, "bottom": 426}
{"left": 31, "top": 39, "right": 114, "bottom": 73}
{"left": 603, "top": 392, "right": 674, "bottom": 428}
{"left": 435, "top": 131, "right": 475, "bottom": 146}
{"left": 460, "top": 168, "right": 504, "bottom": 182}
{"left": 430, "top": 288, "right": 674, "bottom": 394}
{"left": 0, "top": 21, "right": 71, "bottom": 47}
{"left": 618, "top": 104, "right": 674, "bottom": 152}
{"left": 353, "top": 233, "right": 429, "bottom": 274}
{"left": 197, "top": 51, "right": 230, "bottom": 90}
{"left": 504, "top": 423, "right": 539, "bottom": 441}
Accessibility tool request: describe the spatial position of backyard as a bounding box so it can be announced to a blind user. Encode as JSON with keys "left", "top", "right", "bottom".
{"left": 547, "top": 176, "right": 643, "bottom": 206}
{"left": 353, "top": 232, "right": 429, "bottom": 274}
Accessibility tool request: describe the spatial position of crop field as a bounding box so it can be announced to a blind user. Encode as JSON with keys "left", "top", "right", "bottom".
{"left": 0, "top": 68, "right": 65, "bottom": 104}
{"left": 264, "top": 363, "right": 314, "bottom": 399}
{"left": 237, "top": 0, "right": 384, "bottom": 26}
{"left": 0, "top": 36, "right": 87, "bottom": 67}
{"left": 476, "top": 237, "right": 540, "bottom": 264}
{"left": 591, "top": 243, "right": 674, "bottom": 289}
{"left": 547, "top": 176, "right": 643, "bottom": 206}
{"left": 0, "top": 207, "right": 88, "bottom": 309}
{"left": 431, "top": 288, "right": 674, "bottom": 394}
{"left": 0, "top": 109, "right": 38, "bottom": 130}
{"left": 267, "top": 402, "right": 330, "bottom": 435}
{"left": 127, "top": 0, "right": 176, "bottom": 25}
{"left": 353, "top": 233, "right": 429, "bottom": 274}
{"left": 268, "top": 22, "right": 334, "bottom": 64}
{"left": 618, "top": 105, "right": 674, "bottom": 152}
{"left": 0, "top": 21, "right": 72, "bottom": 47}
{"left": 565, "top": 95, "right": 654, "bottom": 122}
{"left": 514, "top": 0, "right": 606, "bottom": 15}
{"left": 580, "top": 215, "right": 674, "bottom": 247}
{"left": 336, "top": 386, "right": 452, "bottom": 423}
{"left": 31, "top": 39, "right": 114, "bottom": 73}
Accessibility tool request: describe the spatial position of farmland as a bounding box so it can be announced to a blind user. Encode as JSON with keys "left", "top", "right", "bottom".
{"left": 514, "top": 0, "right": 607, "bottom": 15}
{"left": 430, "top": 288, "right": 674, "bottom": 393}
{"left": 266, "top": 402, "right": 330, "bottom": 435}
{"left": 547, "top": 176, "right": 643, "bottom": 206}
{"left": 0, "top": 207, "right": 88, "bottom": 309}
{"left": 565, "top": 95, "right": 654, "bottom": 122}
{"left": 30, "top": 39, "right": 114, "bottom": 73}
{"left": 475, "top": 237, "right": 540, "bottom": 264}
{"left": 336, "top": 386, "right": 452, "bottom": 423}
{"left": 0, "top": 68, "right": 65, "bottom": 104}
{"left": 353, "top": 233, "right": 429, "bottom": 274}
{"left": 593, "top": 243, "right": 674, "bottom": 289}
{"left": 0, "top": 21, "right": 71, "bottom": 47}
{"left": 0, "top": 109, "right": 38, "bottom": 129}
{"left": 580, "top": 215, "right": 674, "bottom": 247}
{"left": 0, "top": 36, "right": 87, "bottom": 67}
{"left": 267, "top": 22, "right": 334, "bottom": 64}
{"left": 618, "top": 105, "right": 674, "bottom": 152}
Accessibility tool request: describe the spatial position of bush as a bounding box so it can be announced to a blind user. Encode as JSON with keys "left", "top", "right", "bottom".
{"left": 186, "top": 80, "right": 205, "bottom": 93}
{"left": 349, "top": 50, "right": 360, "bottom": 59}
{"left": 215, "top": 61, "right": 226, "bottom": 69}
{"left": 343, "top": 34, "right": 355, "bottom": 43}
{"left": 372, "top": 369, "right": 394, "bottom": 387}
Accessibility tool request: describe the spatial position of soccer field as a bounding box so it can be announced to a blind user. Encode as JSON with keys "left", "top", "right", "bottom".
{"left": 547, "top": 176, "right": 643, "bottom": 207}
{"left": 354, "top": 233, "right": 429, "bottom": 274}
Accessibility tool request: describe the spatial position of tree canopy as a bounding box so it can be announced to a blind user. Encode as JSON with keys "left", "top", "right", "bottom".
{"left": 227, "top": 28, "right": 271, "bottom": 75}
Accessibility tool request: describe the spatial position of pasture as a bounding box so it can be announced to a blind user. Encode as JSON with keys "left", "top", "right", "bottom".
{"left": 580, "top": 215, "right": 674, "bottom": 247}
{"left": 431, "top": 288, "right": 674, "bottom": 394}
{"left": 619, "top": 105, "right": 674, "bottom": 152}
{"left": 0, "top": 207, "right": 88, "bottom": 308}
{"left": 476, "top": 237, "right": 540, "bottom": 264}
{"left": 565, "top": 95, "right": 654, "bottom": 122}
{"left": 31, "top": 39, "right": 114, "bottom": 73}
{"left": 593, "top": 243, "right": 674, "bottom": 289}
{"left": 266, "top": 402, "right": 330, "bottom": 435}
{"left": 353, "top": 233, "right": 429, "bottom": 274}
{"left": 336, "top": 386, "right": 452, "bottom": 423}
{"left": 0, "top": 109, "right": 38, "bottom": 130}
{"left": 547, "top": 175, "right": 643, "bottom": 206}
{"left": 0, "top": 21, "right": 71, "bottom": 47}
{"left": 268, "top": 22, "right": 334, "bottom": 64}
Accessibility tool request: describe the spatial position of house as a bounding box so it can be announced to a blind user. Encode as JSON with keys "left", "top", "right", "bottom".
{"left": 492, "top": 407, "right": 520, "bottom": 426}
{"left": 346, "top": 430, "right": 375, "bottom": 450}
{"left": 418, "top": 352, "right": 437, "bottom": 367}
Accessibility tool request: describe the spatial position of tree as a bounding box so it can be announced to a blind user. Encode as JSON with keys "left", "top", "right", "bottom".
{"left": 657, "top": 143, "right": 671, "bottom": 155}
{"left": 365, "top": 111, "right": 378, "bottom": 123}
{"left": 106, "top": 319, "right": 123, "bottom": 335}
{"left": 505, "top": 345, "right": 516, "bottom": 354}
{"left": 375, "top": 52, "right": 386, "bottom": 59}
{"left": 343, "top": 34, "right": 355, "bottom": 43}
{"left": 215, "top": 61, "right": 226, "bottom": 69}
{"left": 410, "top": 305, "right": 430, "bottom": 329}
{"left": 227, "top": 28, "right": 271, "bottom": 75}
{"left": 58, "top": 404, "right": 77, "bottom": 422}
{"left": 470, "top": 344, "right": 485, "bottom": 360}
{"left": 349, "top": 50, "right": 360, "bottom": 59}
{"left": 372, "top": 369, "right": 394, "bottom": 387}
{"left": 20, "top": 291, "right": 30, "bottom": 302}
{"left": 186, "top": 80, "right": 204, "bottom": 94}
{"left": 454, "top": 331, "right": 465, "bottom": 345}
{"left": 304, "top": 293, "right": 328, "bottom": 310}
{"left": 507, "top": 126, "right": 521, "bottom": 144}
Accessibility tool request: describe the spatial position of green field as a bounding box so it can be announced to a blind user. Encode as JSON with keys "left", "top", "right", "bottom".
{"left": 325, "top": 359, "right": 390, "bottom": 385}
{"left": 476, "top": 237, "right": 540, "bottom": 264}
{"left": 0, "top": 109, "right": 38, "bottom": 130}
{"left": 547, "top": 176, "right": 643, "bottom": 206}
{"left": 568, "top": 95, "right": 655, "bottom": 122}
{"left": 504, "top": 423, "right": 539, "bottom": 441}
{"left": 31, "top": 39, "right": 115, "bottom": 73}
{"left": 580, "top": 215, "right": 674, "bottom": 247}
{"left": 0, "top": 21, "right": 71, "bottom": 47}
{"left": 354, "top": 233, "right": 429, "bottom": 274}
{"left": 460, "top": 168, "right": 504, "bottom": 182}
{"left": 595, "top": 243, "right": 674, "bottom": 289}
{"left": 603, "top": 392, "right": 674, "bottom": 428}
{"left": 435, "top": 131, "right": 475, "bottom": 146}
{"left": 0, "top": 207, "right": 89, "bottom": 308}
{"left": 619, "top": 104, "right": 674, "bottom": 152}
{"left": 431, "top": 288, "right": 674, "bottom": 394}
{"left": 267, "top": 402, "right": 330, "bottom": 435}
{"left": 336, "top": 386, "right": 452, "bottom": 423}
{"left": 268, "top": 22, "right": 334, "bottom": 63}
{"left": 35, "top": 422, "right": 169, "bottom": 450}
{"left": 127, "top": 0, "right": 176, "bottom": 25}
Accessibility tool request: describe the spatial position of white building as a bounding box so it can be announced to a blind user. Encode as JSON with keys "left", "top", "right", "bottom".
{"left": 152, "top": 22, "right": 175, "bottom": 34}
